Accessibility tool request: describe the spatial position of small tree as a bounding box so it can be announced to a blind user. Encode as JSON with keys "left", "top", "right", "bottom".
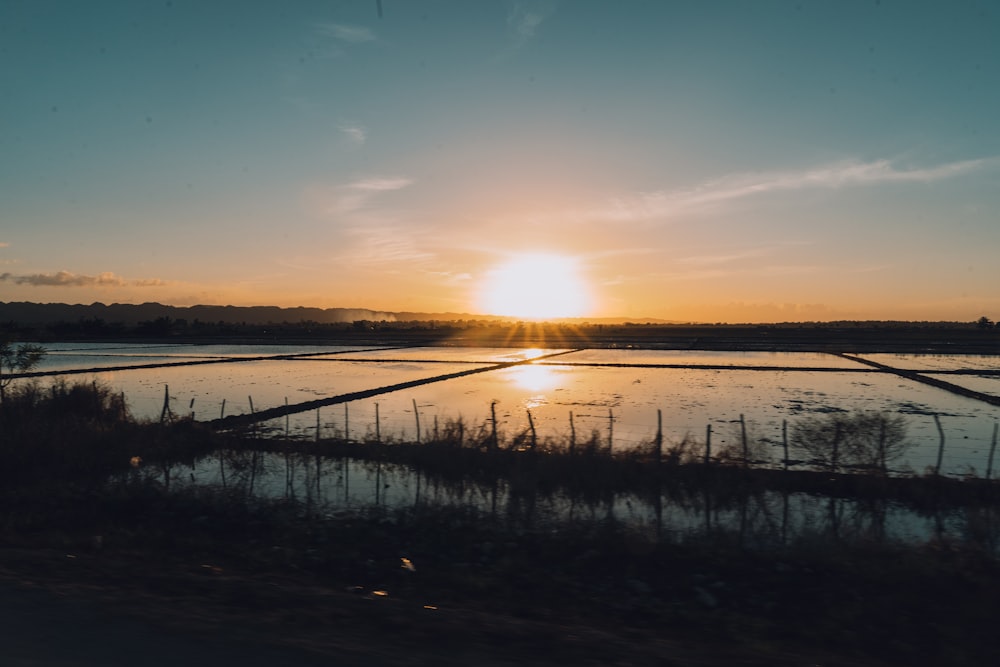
{"left": 790, "top": 410, "right": 911, "bottom": 474}
{"left": 0, "top": 340, "right": 46, "bottom": 401}
{"left": 976, "top": 316, "right": 995, "bottom": 329}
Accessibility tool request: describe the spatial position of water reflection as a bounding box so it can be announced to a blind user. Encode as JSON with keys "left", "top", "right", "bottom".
{"left": 169, "top": 451, "right": 1000, "bottom": 557}
{"left": 508, "top": 363, "right": 558, "bottom": 392}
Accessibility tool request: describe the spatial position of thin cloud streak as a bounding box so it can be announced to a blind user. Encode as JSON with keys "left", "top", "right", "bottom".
{"left": 602, "top": 158, "right": 994, "bottom": 222}
{"left": 0, "top": 271, "right": 169, "bottom": 288}
{"left": 317, "top": 23, "right": 376, "bottom": 44}
{"left": 309, "top": 176, "right": 414, "bottom": 216}
{"left": 339, "top": 124, "right": 367, "bottom": 145}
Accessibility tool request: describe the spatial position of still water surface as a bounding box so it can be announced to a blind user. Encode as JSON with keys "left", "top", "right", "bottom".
{"left": 32, "top": 343, "right": 1000, "bottom": 476}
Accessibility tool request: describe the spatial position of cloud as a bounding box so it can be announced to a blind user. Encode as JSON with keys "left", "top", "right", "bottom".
{"left": 339, "top": 124, "right": 367, "bottom": 146}
{"left": 0, "top": 271, "right": 168, "bottom": 288}
{"left": 601, "top": 157, "right": 994, "bottom": 222}
{"left": 506, "top": 1, "right": 556, "bottom": 49}
{"left": 317, "top": 23, "right": 375, "bottom": 44}
{"left": 349, "top": 177, "right": 413, "bottom": 192}
{"left": 312, "top": 176, "right": 414, "bottom": 216}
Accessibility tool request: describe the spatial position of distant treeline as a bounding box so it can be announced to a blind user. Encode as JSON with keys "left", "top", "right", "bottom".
{"left": 1, "top": 301, "right": 998, "bottom": 352}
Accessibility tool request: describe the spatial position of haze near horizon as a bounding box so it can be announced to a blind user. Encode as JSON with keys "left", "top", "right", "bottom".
{"left": 2, "top": 1, "right": 998, "bottom": 323}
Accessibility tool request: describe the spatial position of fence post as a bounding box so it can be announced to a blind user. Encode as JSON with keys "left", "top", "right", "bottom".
{"left": 527, "top": 409, "right": 537, "bottom": 450}
{"left": 782, "top": 419, "right": 789, "bottom": 471}
{"left": 413, "top": 398, "right": 421, "bottom": 444}
{"left": 220, "top": 398, "right": 226, "bottom": 420}
{"left": 160, "top": 385, "right": 171, "bottom": 424}
{"left": 375, "top": 403, "right": 381, "bottom": 443}
{"left": 316, "top": 408, "right": 321, "bottom": 443}
{"left": 655, "top": 409, "right": 663, "bottom": 464}
{"left": 986, "top": 422, "right": 998, "bottom": 481}
{"left": 933, "top": 414, "right": 946, "bottom": 475}
{"left": 704, "top": 424, "right": 712, "bottom": 465}
{"left": 608, "top": 408, "right": 614, "bottom": 455}
{"left": 569, "top": 411, "right": 576, "bottom": 455}
{"left": 490, "top": 400, "right": 498, "bottom": 452}
{"left": 344, "top": 403, "right": 350, "bottom": 443}
{"left": 740, "top": 413, "right": 748, "bottom": 467}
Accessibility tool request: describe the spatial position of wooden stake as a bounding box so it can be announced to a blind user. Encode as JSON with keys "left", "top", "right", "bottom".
{"left": 490, "top": 400, "right": 498, "bottom": 452}
{"left": 986, "top": 422, "right": 998, "bottom": 481}
{"left": 375, "top": 403, "right": 381, "bottom": 443}
{"left": 413, "top": 398, "right": 421, "bottom": 444}
{"left": 608, "top": 408, "right": 614, "bottom": 454}
{"left": 704, "top": 424, "right": 712, "bottom": 465}
{"left": 740, "top": 413, "right": 748, "bottom": 467}
{"left": 569, "top": 411, "right": 576, "bottom": 455}
{"left": 933, "top": 414, "right": 946, "bottom": 475}
{"left": 782, "top": 419, "right": 789, "bottom": 471}
{"left": 160, "top": 385, "right": 171, "bottom": 424}
{"left": 527, "top": 409, "right": 537, "bottom": 450}
{"left": 655, "top": 409, "right": 663, "bottom": 463}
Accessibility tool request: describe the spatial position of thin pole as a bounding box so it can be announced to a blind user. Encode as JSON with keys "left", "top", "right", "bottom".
{"left": 413, "top": 398, "right": 421, "bottom": 444}
{"left": 569, "top": 411, "right": 576, "bottom": 455}
{"left": 527, "top": 409, "right": 537, "bottom": 450}
{"left": 608, "top": 408, "right": 614, "bottom": 455}
{"left": 740, "top": 413, "right": 748, "bottom": 467}
{"left": 316, "top": 408, "right": 321, "bottom": 443}
{"left": 490, "top": 401, "right": 498, "bottom": 452}
{"left": 160, "top": 385, "right": 171, "bottom": 424}
{"left": 655, "top": 409, "right": 663, "bottom": 464}
{"left": 344, "top": 403, "right": 350, "bottom": 443}
{"left": 933, "top": 414, "right": 946, "bottom": 475}
{"left": 986, "top": 422, "right": 998, "bottom": 481}
{"left": 375, "top": 403, "right": 381, "bottom": 443}
{"left": 219, "top": 399, "right": 227, "bottom": 486}
{"left": 782, "top": 420, "right": 789, "bottom": 471}
{"left": 704, "top": 424, "right": 712, "bottom": 465}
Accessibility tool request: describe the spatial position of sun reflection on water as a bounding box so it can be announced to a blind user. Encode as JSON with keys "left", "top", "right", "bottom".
{"left": 509, "top": 363, "right": 558, "bottom": 393}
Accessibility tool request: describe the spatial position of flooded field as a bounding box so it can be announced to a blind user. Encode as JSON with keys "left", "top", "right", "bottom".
{"left": 28, "top": 343, "right": 1000, "bottom": 476}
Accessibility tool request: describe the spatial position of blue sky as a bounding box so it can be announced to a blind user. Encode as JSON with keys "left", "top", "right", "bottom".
{"left": 1, "top": 0, "right": 998, "bottom": 321}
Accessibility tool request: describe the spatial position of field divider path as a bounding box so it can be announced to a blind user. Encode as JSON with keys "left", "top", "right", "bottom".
{"left": 206, "top": 349, "right": 584, "bottom": 430}
{"left": 10, "top": 346, "right": 414, "bottom": 380}
{"left": 535, "top": 361, "right": 879, "bottom": 372}
{"left": 835, "top": 353, "right": 1000, "bottom": 407}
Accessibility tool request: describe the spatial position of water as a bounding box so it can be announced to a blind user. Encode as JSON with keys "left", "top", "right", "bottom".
{"left": 165, "top": 451, "right": 999, "bottom": 554}
{"left": 24, "top": 343, "right": 1000, "bottom": 476}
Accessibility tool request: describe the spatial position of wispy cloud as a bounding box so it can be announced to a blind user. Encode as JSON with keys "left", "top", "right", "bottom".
{"left": 506, "top": 1, "right": 556, "bottom": 50}
{"left": 601, "top": 158, "right": 993, "bottom": 222}
{"left": 308, "top": 176, "right": 414, "bottom": 217}
{"left": 339, "top": 124, "right": 367, "bottom": 146}
{"left": 317, "top": 23, "right": 376, "bottom": 44}
{"left": 0, "top": 271, "right": 169, "bottom": 288}
{"left": 341, "top": 224, "right": 435, "bottom": 266}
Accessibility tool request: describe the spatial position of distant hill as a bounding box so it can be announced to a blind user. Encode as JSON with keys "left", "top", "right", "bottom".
{"left": 0, "top": 302, "right": 396, "bottom": 326}
{"left": 0, "top": 301, "right": 676, "bottom": 326}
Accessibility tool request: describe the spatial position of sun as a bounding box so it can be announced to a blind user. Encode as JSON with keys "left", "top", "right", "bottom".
{"left": 478, "top": 253, "right": 591, "bottom": 319}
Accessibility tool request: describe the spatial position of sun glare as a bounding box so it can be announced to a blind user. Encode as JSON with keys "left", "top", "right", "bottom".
{"left": 478, "top": 254, "right": 590, "bottom": 319}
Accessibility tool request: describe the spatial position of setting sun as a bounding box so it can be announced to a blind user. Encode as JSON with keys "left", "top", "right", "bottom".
{"left": 478, "top": 254, "right": 591, "bottom": 320}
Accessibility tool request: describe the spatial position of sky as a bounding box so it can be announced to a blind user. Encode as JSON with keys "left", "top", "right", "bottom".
{"left": 1, "top": 0, "right": 998, "bottom": 323}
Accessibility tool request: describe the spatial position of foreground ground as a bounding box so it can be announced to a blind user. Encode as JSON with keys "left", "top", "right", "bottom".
{"left": 3, "top": 491, "right": 999, "bottom": 667}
